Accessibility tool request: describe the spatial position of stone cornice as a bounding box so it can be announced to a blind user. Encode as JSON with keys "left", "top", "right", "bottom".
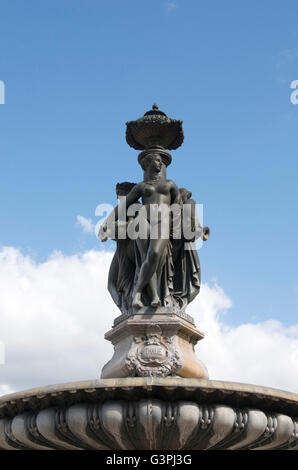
{"left": 1, "top": 378, "right": 298, "bottom": 420}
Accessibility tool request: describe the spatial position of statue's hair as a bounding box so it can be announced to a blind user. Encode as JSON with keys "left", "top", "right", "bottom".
{"left": 116, "top": 182, "right": 136, "bottom": 197}
{"left": 138, "top": 147, "right": 172, "bottom": 169}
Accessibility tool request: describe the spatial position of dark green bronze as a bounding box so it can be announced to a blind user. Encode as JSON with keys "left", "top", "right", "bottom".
{"left": 99, "top": 105, "right": 209, "bottom": 314}
{"left": 126, "top": 103, "right": 184, "bottom": 150}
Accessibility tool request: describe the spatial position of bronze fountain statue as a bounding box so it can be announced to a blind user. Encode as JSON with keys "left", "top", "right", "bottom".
{"left": 99, "top": 104, "right": 210, "bottom": 379}
{"left": 99, "top": 104, "right": 209, "bottom": 314}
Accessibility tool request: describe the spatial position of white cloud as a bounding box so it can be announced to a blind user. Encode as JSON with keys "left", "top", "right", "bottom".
{"left": 77, "top": 215, "right": 94, "bottom": 234}
{"left": 189, "top": 287, "right": 298, "bottom": 392}
{"left": 0, "top": 247, "right": 116, "bottom": 394}
{"left": 0, "top": 384, "right": 14, "bottom": 396}
{"left": 0, "top": 246, "right": 297, "bottom": 397}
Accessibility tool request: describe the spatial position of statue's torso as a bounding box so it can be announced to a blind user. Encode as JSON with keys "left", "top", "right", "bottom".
{"left": 138, "top": 180, "right": 174, "bottom": 206}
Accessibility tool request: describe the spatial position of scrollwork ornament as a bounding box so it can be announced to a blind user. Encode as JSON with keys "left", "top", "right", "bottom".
{"left": 125, "top": 325, "right": 182, "bottom": 377}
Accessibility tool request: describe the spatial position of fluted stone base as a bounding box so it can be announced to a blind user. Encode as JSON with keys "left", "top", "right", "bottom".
{"left": 101, "top": 313, "right": 208, "bottom": 379}
{"left": 1, "top": 378, "right": 298, "bottom": 450}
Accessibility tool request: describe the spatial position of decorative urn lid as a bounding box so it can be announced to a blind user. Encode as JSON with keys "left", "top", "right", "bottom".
{"left": 126, "top": 104, "right": 184, "bottom": 150}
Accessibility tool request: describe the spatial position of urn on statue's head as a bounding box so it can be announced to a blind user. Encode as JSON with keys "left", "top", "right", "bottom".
{"left": 126, "top": 103, "right": 184, "bottom": 150}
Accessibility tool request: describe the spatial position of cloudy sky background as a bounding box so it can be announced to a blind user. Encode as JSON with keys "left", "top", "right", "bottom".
{"left": 0, "top": 1, "right": 298, "bottom": 395}
{"left": 1, "top": 247, "right": 298, "bottom": 397}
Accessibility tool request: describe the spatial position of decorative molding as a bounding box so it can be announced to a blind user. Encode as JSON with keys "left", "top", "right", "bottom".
{"left": 2, "top": 379, "right": 298, "bottom": 420}
{"left": 1, "top": 379, "right": 298, "bottom": 450}
{"left": 0, "top": 398, "right": 297, "bottom": 450}
{"left": 113, "top": 309, "right": 196, "bottom": 328}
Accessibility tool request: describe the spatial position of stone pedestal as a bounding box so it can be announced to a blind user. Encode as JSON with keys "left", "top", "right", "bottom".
{"left": 101, "top": 313, "right": 209, "bottom": 379}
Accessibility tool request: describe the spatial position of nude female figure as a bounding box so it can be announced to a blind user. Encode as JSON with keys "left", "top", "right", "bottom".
{"left": 99, "top": 151, "right": 179, "bottom": 309}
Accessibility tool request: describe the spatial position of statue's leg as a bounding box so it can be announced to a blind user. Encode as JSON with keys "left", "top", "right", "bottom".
{"left": 147, "top": 216, "right": 169, "bottom": 306}
{"left": 133, "top": 237, "right": 169, "bottom": 308}
{"left": 148, "top": 273, "right": 160, "bottom": 307}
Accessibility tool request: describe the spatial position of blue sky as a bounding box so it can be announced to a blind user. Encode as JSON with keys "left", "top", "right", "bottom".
{"left": 0, "top": 0, "right": 297, "bottom": 327}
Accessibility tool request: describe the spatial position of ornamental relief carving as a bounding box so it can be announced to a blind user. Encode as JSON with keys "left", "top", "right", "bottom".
{"left": 125, "top": 325, "right": 182, "bottom": 377}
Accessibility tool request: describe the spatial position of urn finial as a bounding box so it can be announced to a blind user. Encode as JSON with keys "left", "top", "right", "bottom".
{"left": 126, "top": 105, "right": 184, "bottom": 150}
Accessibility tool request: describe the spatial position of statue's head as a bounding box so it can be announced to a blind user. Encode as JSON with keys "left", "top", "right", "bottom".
{"left": 138, "top": 146, "right": 172, "bottom": 172}
{"left": 139, "top": 152, "right": 162, "bottom": 172}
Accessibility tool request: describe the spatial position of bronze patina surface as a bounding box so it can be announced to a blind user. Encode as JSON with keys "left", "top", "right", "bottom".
{"left": 99, "top": 105, "right": 209, "bottom": 379}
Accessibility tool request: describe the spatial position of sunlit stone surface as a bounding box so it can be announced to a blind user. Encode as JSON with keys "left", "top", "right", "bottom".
{"left": 1, "top": 378, "right": 297, "bottom": 450}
